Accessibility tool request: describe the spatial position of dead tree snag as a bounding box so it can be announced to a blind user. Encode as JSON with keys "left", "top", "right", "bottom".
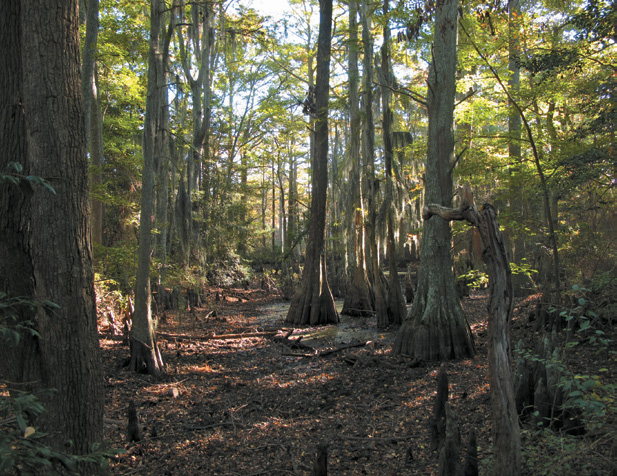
{"left": 424, "top": 190, "right": 521, "bottom": 476}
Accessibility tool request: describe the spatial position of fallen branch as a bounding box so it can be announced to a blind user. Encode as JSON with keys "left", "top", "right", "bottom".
{"left": 273, "top": 332, "right": 316, "bottom": 352}
{"left": 282, "top": 341, "right": 370, "bottom": 358}
{"left": 339, "top": 435, "right": 418, "bottom": 442}
{"left": 281, "top": 351, "right": 317, "bottom": 357}
{"left": 318, "top": 341, "right": 368, "bottom": 356}
{"left": 186, "top": 421, "right": 245, "bottom": 431}
{"left": 157, "top": 331, "right": 278, "bottom": 341}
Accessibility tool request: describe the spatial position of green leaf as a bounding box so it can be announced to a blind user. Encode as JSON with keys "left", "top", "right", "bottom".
{"left": 8, "top": 162, "right": 23, "bottom": 173}
{"left": 579, "top": 320, "right": 591, "bottom": 331}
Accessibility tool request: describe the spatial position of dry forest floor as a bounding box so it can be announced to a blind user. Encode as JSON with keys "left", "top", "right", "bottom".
{"left": 101, "top": 286, "right": 616, "bottom": 475}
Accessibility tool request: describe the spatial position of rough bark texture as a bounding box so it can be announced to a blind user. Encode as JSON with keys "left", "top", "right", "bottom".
{"left": 131, "top": 0, "right": 166, "bottom": 375}
{"left": 393, "top": 0, "right": 475, "bottom": 360}
{"left": 285, "top": 0, "right": 338, "bottom": 326}
{"left": 0, "top": 0, "right": 103, "bottom": 456}
{"left": 341, "top": 0, "right": 373, "bottom": 318}
{"left": 381, "top": 0, "right": 405, "bottom": 326}
{"left": 423, "top": 200, "right": 521, "bottom": 476}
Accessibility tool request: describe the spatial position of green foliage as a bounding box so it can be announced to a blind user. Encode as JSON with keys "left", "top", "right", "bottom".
{"left": 0, "top": 390, "right": 121, "bottom": 475}
{"left": 93, "top": 242, "right": 138, "bottom": 294}
{"left": 510, "top": 260, "right": 539, "bottom": 282}
{"left": 0, "top": 296, "right": 121, "bottom": 474}
{"left": 521, "top": 426, "right": 616, "bottom": 476}
{"left": 0, "top": 293, "right": 41, "bottom": 346}
{"left": 517, "top": 286, "right": 616, "bottom": 431}
{"left": 0, "top": 162, "right": 56, "bottom": 196}
{"left": 569, "top": 0, "right": 616, "bottom": 43}
{"left": 457, "top": 268, "right": 489, "bottom": 290}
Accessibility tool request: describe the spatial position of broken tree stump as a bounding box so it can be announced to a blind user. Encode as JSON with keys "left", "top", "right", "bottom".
{"left": 430, "top": 364, "right": 449, "bottom": 452}
{"left": 313, "top": 444, "right": 328, "bottom": 476}
{"left": 424, "top": 192, "right": 521, "bottom": 476}
{"left": 438, "top": 404, "right": 461, "bottom": 476}
{"left": 127, "top": 400, "right": 142, "bottom": 442}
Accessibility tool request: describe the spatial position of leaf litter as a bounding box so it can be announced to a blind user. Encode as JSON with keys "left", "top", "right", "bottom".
{"left": 100, "top": 287, "right": 616, "bottom": 475}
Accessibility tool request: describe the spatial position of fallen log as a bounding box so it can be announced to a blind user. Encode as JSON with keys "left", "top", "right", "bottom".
{"left": 157, "top": 331, "right": 278, "bottom": 341}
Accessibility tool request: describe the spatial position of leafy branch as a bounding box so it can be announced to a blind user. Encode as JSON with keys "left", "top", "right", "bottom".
{"left": 0, "top": 162, "right": 56, "bottom": 195}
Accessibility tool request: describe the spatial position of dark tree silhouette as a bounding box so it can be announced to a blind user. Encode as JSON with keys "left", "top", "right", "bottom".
{"left": 0, "top": 0, "right": 103, "bottom": 458}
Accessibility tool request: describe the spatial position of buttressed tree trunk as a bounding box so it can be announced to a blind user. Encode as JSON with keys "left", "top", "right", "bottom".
{"left": 360, "top": 0, "right": 388, "bottom": 323}
{"left": 393, "top": 0, "right": 475, "bottom": 360}
{"left": 342, "top": 0, "right": 373, "bottom": 318}
{"left": 0, "top": 0, "right": 103, "bottom": 457}
{"left": 285, "top": 0, "right": 338, "bottom": 326}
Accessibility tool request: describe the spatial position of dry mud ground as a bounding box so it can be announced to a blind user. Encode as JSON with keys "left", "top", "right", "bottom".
{"left": 101, "top": 288, "right": 616, "bottom": 475}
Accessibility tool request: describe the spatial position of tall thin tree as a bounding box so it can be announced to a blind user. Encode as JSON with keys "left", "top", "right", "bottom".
{"left": 131, "top": 0, "right": 166, "bottom": 375}
{"left": 285, "top": 0, "right": 338, "bottom": 326}
{"left": 361, "top": 0, "right": 389, "bottom": 324}
{"left": 81, "top": 0, "right": 104, "bottom": 245}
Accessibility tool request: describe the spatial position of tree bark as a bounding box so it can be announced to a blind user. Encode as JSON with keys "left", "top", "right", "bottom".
{"left": 341, "top": 0, "right": 373, "bottom": 318}
{"left": 381, "top": 0, "right": 406, "bottom": 326}
{"left": 393, "top": 0, "right": 475, "bottom": 360}
{"left": 424, "top": 199, "right": 521, "bottom": 476}
{"left": 82, "top": 0, "right": 104, "bottom": 245}
{"left": 0, "top": 0, "right": 103, "bottom": 458}
{"left": 154, "top": 10, "right": 173, "bottom": 275}
{"left": 285, "top": 0, "right": 338, "bottom": 326}
{"left": 131, "top": 0, "right": 166, "bottom": 376}
{"left": 360, "top": 0, "right": 388, "bottom": 324}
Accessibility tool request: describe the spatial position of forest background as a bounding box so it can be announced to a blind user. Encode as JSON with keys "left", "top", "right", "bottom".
{"left": 87, "top": 0, "right": 615, "bottom": 308}
{"left": 0, "top": 0, "right": 615, "bottom": 473}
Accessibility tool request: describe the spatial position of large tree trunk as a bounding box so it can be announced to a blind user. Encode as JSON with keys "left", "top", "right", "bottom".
{"left": 393, "top": 0, "right": 475, "bottom": 360}
{"left": 341, "top": 0, "right": 373, "bottom": 318}
{"left": 424, "top": 199, "right": 521, "bottom": 476}
{"left": 131, "top": 0, "right": 166, "bottom": 376}
{"left": 0, "top": 0, "right": 103, "bottom": 457}
{"left": 381, "top": 0, "right": 405, "bottom": 326}
{"left": 285, "top": 0, "right": 338, "bottom": 326}
{"left": 175, "top": 0, "right": 215, "bottom": 266}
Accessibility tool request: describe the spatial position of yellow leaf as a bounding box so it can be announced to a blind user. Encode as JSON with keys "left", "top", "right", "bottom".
{"left": 24, "top": 427, "right": 35, "bottom": 438}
